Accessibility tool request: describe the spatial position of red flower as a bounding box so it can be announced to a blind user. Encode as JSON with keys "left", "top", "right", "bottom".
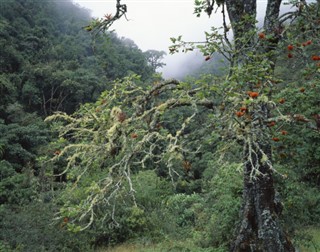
{"left": 104, "top": 13, "right": 113, "bottom": 20}
{"left": 268, "top": 121, "right": 276, "bottom": 127}
{"left": 54, "top": 150, "right": 61, "bottom": 155}
{"left": 306, "top": 40, "right": 312, "bottom": 45}
{"left": 272, "top": 137, "right": 280, "bottom": 142}
{"left": 131, "top": 133, "right": 138, "bottom": 139}
{"left": 258, "top": 32, "right": 265, "bottom": 39}
{"left": 240, "top": 107, "right": 247, "bottom": 112}
{"left": 235, "top": 111, "right": 245, "bottom": 117}
{"left": 287, "top": 44, "right": 294, "bottom": 51}
{"left": 281, "top": 130, "right": 288, "bottom": 135}
{"left": 312, "top": 55, "right": 320, "bottom": 61}
{"left": 288, "top": 53, "right": 293, "bottom": 58}
{"left": 247, "top": 91, "right": 259, "bottom": 98}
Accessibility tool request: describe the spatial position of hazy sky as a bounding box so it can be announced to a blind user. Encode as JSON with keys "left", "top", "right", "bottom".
{"left": 73, "top": 0, "right": 217, "bottom": 49}
{"left": 72, "top": 0, "right": 293, "bottom": 78}
{"left": 72, "top": 0, "right": 220, "bottom": 78}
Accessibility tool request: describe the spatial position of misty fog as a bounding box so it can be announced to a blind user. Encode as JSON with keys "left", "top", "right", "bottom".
{"left": 73, "top": 0, "right": 298, "bottom": 79}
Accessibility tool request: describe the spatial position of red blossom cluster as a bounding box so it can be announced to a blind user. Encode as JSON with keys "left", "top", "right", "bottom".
{"left": 286, "top": 40, "right": 313, "bottom": 59}
{"left": 311, "top": 55, "right": 320, "bottom": 61}
{"left": 235, "top": 107, "right": 247, "bottom": 118}
{"left": 302, "top": 40, "right": 312, "bottom": 46}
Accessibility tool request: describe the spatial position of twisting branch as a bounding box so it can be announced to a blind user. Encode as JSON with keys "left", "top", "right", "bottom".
{"left": 83, "top": 0, "right": 128, "bottom": 36}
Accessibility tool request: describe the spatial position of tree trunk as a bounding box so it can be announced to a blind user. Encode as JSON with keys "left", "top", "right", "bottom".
{"left": 230, "top": 143, "right": 295, "bottom": 252}
{"left": 225, "top": 0, "right": 257, "bottom": 62}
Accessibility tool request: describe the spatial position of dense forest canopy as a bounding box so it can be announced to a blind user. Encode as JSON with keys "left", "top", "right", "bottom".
{"left": 0, "top": 0, "right": 320, "bottom": 251}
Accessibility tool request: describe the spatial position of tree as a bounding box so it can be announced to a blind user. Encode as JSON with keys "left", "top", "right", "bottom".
{"left": 174, "top": 1, "right": 319, "bottom": 250}
{"left": 215, "top": 1, "right": 293, "bottom": 251}
{"left": 144, "top": 50, "right": 167, "bottom": 72}
{"left": 45, "top": 0, "right": 319, "bottom": 251}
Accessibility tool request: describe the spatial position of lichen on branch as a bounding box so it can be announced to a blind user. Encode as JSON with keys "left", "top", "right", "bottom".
{"left": 45, "top": 75, "right": 218, "bottom": 230}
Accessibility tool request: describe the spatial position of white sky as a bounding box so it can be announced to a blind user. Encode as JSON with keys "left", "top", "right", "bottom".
{"left": 72, "top": 0, "right": 221, "bottom": 78}
{"left": 73, "top": 0, "right": 217, "bottom": 50}
{"left": 72, "top": 0, "right": 294, "bottom": 78}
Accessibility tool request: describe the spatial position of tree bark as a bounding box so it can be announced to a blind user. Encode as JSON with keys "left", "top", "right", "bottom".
{"left": 230, "top": 142, "right": 295, "bottom": 252}
{"left": 225, "top": 0, "right": 256, "bottom": 57}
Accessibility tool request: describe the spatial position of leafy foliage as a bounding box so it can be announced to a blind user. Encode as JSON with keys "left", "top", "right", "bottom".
{"left": 1, "top": 0, "right": 320, "bottom": 251}
{"left": 0, "top": 202, "right": 95, "bottom": 251}
{"left": 0, "top": 0, "right": 157, "bottom": 250}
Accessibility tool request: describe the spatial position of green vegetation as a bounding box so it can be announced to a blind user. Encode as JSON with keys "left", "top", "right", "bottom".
{"left": 0, "top": 0, "right": 319, "bottom": 251}
{"left": 300, "top": 228, "right": 320, "bottom": 252}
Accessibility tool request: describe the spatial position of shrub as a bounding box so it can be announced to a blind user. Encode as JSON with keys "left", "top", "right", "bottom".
{"left": 195, "top": 162, "right": 242, "bottom": 250}
{"left": 0, "top": 202, "right": 94, "bottom": 252}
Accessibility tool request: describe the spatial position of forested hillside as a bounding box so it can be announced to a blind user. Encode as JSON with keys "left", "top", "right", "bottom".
{"left": 1, "top": 0, "right": 320, "bottom": 252}
{"left": 0, "top": 1, "right": 157, "bottom": 250}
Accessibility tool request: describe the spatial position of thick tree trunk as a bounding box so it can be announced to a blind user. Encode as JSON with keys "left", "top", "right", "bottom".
{"left": 225, "top": 0, "right": 257, "bottom": 60}
{"left": 230, "top": 143, "right": 295, "bottom": 252}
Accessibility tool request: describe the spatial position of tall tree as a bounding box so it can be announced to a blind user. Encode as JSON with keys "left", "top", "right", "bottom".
{"left": 221, "top": 1, "right": 293, "bottom": 251}
{"left": 188, "top": 1, "right": 318, "bottom": 250}
{"left": 144, "top": 50, "right": 167, "bottom": 72}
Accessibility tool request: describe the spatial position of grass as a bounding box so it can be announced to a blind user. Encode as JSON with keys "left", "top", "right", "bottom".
{"left": 97, "top": 240, "right": 219, "bottom": 252}
{"left": 300, "top": 227, "right": 320, "bottom": 252}
{"left": 98, "top": 228, "right": 320, "bottom": 252}
{"left": 97, "top": 243, "right": 140, "bottom": 252}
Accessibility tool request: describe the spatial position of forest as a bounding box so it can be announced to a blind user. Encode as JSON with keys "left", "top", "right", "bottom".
{"left": 0, "top": 0, "right": 319, "bottom": 251}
